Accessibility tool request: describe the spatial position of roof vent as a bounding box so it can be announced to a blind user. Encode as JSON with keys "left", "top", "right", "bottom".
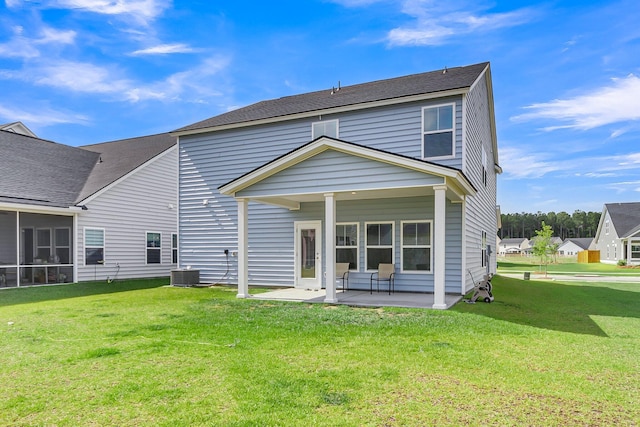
{"left": 442, "top": 66, "right": 448, "bottom": 74}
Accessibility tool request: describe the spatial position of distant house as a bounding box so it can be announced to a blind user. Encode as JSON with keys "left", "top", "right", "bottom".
{"left": 558, "top": 238, "right": 593, "bottom": 256}
{"left": 174, "top": 62, "right": 501, "bottom": 308}
{"left": 0, "top": 131, "right": 177, "bottom": 287}
{"left": 498, "top": 238, "right": 529, "bottom": 255}
{"left": 591, "top": 202, "right": 640, "bottom": 265}
{"left": 0, "top": 121, "right": 37, "bottom": 137}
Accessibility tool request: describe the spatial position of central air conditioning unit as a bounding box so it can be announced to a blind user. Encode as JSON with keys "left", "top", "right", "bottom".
{"left": 170, "top": 269, "right": 200, "bottom": 287}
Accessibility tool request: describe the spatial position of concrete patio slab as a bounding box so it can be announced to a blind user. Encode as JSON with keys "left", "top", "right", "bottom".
{"left": 249, "top": 288, "right": 462, "bottom": 309}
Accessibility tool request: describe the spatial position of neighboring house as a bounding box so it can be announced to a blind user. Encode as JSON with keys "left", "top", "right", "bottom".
{"left": 591, "top": 202, "right": 640, "bottom": 265}
{"left": 0, "top": 131, "right": 177, "bottom": 287}
{"left": 498, "top": 238, "right": 529, "bottom": 255}
{"left": 174, "top": 62, "right": 501, "bottom": 309}
{"left": 558, "top": 238, "right": 593, "bottom": 256}
{"left": 0, "top": 121, "right": 37, "bottom": 137}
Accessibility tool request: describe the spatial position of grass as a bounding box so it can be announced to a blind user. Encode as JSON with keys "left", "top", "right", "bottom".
{"left": 1, "top": 277, "right": 639, "bottom": 426}
{"left": 498, "top": 257, "right": 640, "bottom": 275}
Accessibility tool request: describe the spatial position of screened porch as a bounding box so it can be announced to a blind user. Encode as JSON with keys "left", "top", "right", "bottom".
{"left": 0, "top": 210, "right": 74, "bottom": 288}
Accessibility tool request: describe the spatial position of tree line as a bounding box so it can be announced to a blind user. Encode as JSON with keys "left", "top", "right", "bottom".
{"left": 499, "top": 210, "right": 601, "bottom": 240}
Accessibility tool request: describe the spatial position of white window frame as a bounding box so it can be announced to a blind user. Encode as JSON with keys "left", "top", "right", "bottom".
{"left": 422, "top": 102, "right": 455, "bottom": 160}
{"left": 605, "top": 220, "right": 610, "bottom": 235}
{"left": 482, "top": 147, "right": 488, "bottom": 187}
{"left": 312, "top": 119, "right": 339, "bottom": 139}
{"left": 172, "top": 233, "right": 178, "bottom": 264}
{"left": 481, "top": 230, "right": 488, "bottom": 268}
{"left": 35, "top": 228, "right": 52, "bottom": 262}
{"left": 401, "top": 220, "right": 432, "bottom": 274}
{"left": 54, "top": 227, "right": 71, "bottom": 264}
{"left": 146, "top": 231, "right": 162, "bottom": 265}
{"left": 336, "top": 222, "right": 359, "bottom": 271}
{"left": 365, "top": 222, "right": 394, "bottom": 271}
{"left": 84, "top": 227, "right": 105, "bottom": 266}
{"left": 630, "top": 241, "right": 640, "bottom": 262}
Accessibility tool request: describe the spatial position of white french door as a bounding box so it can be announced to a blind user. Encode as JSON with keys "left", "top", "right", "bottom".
{"left": 294, "top": 221, "right": 322, "bottom": 289}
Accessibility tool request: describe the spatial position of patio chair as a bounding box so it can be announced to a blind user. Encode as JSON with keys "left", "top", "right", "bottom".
{"left": 336, "top": 263, "right": 350, "bottom": 290}
{"left": 370, "top": 263, "right": 395, "bottom": 294}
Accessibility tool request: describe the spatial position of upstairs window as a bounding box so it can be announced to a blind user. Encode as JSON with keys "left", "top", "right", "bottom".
{"left": 312, "top": 119, "right": 338, "bottom": 139}
{"left": 422, "top": 104, "right": 454, "bottom": 158}
{"left": 482, "top": 147, "right": 488, "bottom": 187}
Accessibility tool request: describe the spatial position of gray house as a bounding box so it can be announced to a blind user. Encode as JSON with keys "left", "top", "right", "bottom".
{"left": 558, "top": 238, "right": 593, "bottom": 256}
{"left": 591, "top": 202, "right": 640, "bottom": 265}
{"left": 174, "top": 62, "right": 501, "bottom": 309}
{"left": 0, "top": 131, "right": 177, "bottom": 287}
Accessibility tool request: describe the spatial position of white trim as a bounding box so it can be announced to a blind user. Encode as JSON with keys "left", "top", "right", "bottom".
{"left": 324, "top": 194, "right": 337, "bottom": 303}
{"left": 400, "top": 220, "right": 433, "bottom": 274}
{"left": 364, "top": 221, "right": 395, "bottom": 272}
{"left": 461, "top": 198, "right": 467, "bottom": 294}
{"left": 0, "top": 202, "right": 81, "bottom": 215}
{"left": 432, "top": 185, "right": 447, "bottom": 309}
{"left": 172, "top": 88, "right": 470, "bottom": 137}
{"left": 421, "top": 102, "right": 456, "bottom": 160}
{"left": 77, "top": 144, "right": 177, "bottom": 205}
{"left": 171, "top": 232, "right": 178, "bottom": 264}
{"left": 237, "top": 198, "right": 249, "bottom": 298}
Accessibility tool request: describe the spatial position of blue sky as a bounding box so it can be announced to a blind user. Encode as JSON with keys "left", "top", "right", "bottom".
{"left": 1, "top": 0, "right": 639, "bottom": 214}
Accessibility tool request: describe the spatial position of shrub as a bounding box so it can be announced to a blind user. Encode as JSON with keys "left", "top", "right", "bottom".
{"left": 617, "top": 259, "right": 627, "bottom": 266}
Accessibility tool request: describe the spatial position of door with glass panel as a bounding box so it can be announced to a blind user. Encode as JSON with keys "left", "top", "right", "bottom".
{"left": 294, "top": 221, "right": 322, "bottom": 289}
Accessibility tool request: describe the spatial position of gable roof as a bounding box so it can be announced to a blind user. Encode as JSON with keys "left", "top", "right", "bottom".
{"left": 0, "top": 130, "right": 99, "bottom": 208}
{"left": 175, "top": 62, "right": 490, "bottom": 135}
{"left": 219, "top": 136, "right": 475, "bottom": 209}
{"left": 605, "top": 202, "right": 640, "bottom": 238}
{"left": 560, "top": 238, "right": 593, "bottom": 250}
{"left": 77, "top": 132, "right": 176, "bottom": 202}
{"left": 0, "top": 121, "right": 37, "bottom": 137}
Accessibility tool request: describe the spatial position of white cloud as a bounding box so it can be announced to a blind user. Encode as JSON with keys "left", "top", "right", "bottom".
{"left": 0, "top": 25, "right": 76, "bottom": 59}
{"left": 386, "top": 1, "right": 535, "bottom": 46}
{"left": 513, "top": 74, "right": 640, "bottom": 131}
{"left": 130, "top": 43, "right": 198, "bottom": 56}
{"left": 499, "top": 146, "right": 562, "bottom": 179}
{"left": 33, "top": 60, "right": 132, "bottom": 94}
{"left": 125, "top": 56, "right": 230, "bottom": 102}
{"left": 7, "top": 0, "right": 171, "bottom": 25}
{"left": 0, "top": 102, "right": 89, "bottom": 126}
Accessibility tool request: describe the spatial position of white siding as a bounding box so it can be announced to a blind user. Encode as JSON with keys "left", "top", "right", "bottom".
{"left": 76, "top": 147, "right": 178, "bottom": 282}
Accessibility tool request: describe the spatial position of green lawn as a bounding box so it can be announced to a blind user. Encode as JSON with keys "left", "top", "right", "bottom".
{"left": 498, "top": 257, "right": 640, "bottom": 275}
{"left": 1, "top": 277, "right": 639, "bottom": 426}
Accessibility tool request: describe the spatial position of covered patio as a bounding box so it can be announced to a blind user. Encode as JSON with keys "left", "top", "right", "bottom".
{"left": 250, "top": 288, "right": 463, "bottom": 309}
{"left": 219, "top": 137, "right": 476, "bottom": 309}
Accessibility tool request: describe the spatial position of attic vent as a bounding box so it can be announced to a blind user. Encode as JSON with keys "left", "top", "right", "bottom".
{"left": 442, "top": 67, "right": 448, "bottom": 74}
{"left": 330, "top": 81, "right": 341, "bottom": 95}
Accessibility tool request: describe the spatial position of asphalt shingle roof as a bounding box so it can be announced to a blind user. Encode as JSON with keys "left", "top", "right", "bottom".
{"left": 0, "top": 130, "right": 99, "bottom": 208}
{"left": 0, "top": 131, "right": 176, "bottom": 209}
{"left": 176, "top": 62, "right": 489, "bottom": 133}
{"left": 606, "top": 202, "right": 640, "bottom": 237}
{"left": 78, "top": 132, "right": 176, "bottom": 202}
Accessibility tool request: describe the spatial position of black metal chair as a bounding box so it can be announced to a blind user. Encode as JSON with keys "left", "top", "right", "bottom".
{"left": 336, "top": 263, "right": 350, "bottom": 290}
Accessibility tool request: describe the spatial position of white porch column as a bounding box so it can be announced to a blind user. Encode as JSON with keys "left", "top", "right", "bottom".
{"left": 433, "top": 185, "right": 447, "bottom": 309}
{"left": 236, "top": 198, "right": 249, "bottom": 298}
{"left": 324, "top": 193, "right": 338, "bottom": 303}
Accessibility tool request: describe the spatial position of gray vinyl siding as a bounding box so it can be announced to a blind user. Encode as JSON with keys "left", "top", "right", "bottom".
{"left": 462, "top": 72, "right": 498, "bottom": 292}
{"left": 237, "top": 150, "right": 445, "bottom": 198}
{"left": 592, "top": 210, "right": 621, "bottom": 264}
{"left": 76, "top": 147, "right": 178, "bottom": 282}
{"left": 179, "top": 93, "right": 474, "bottom": 291}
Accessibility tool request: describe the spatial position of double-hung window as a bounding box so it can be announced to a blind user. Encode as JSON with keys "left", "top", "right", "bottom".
{"left": 481, "top": 230, "right": 488, "bottom": 268}
{"left": 422, "top": 103, "right": 454, "bottom": 158}
{"left": 146, "top": 232, "right": 161, "bottom": 264}
{"left": 401, "top": 221, "right": 432, "bottom": 272}
{"left": 172, "top": 233, "right": 178, "bottom": 264}
{"left": 312, "top": 119, "right": 338, "bottom": 139}
{"left": 365, "top": 222, "right": 394, "bottom": 270}
{"left": 336, "top": 223, "right": 358, "bottom": 270}
{"left": 85, "top": 228, "right": 105, "bottom": 265}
